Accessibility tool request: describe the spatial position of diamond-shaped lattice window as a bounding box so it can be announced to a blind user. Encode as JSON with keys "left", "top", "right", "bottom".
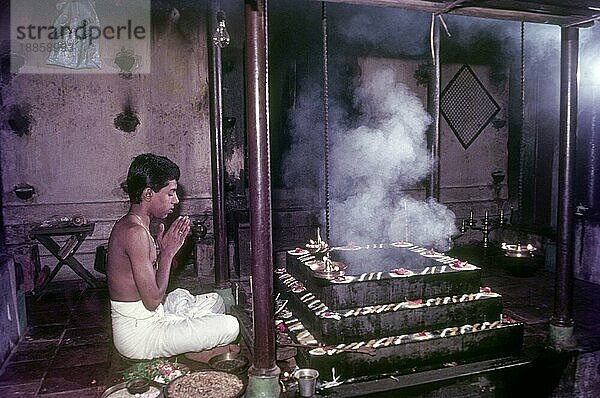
{"left": 440, "top": 64, "right": 500, "bottom": 150}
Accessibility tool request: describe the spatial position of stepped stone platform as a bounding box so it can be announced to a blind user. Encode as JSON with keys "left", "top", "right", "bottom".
{"left": 274, "top": 242, "right": 525, "bottom": 379}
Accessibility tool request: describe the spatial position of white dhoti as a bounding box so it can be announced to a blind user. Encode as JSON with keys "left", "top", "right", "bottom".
{"left": 110, "top": 288, "right": 239, "bottom": 360}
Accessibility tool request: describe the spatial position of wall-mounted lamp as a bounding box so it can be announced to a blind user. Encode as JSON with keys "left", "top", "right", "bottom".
{"left": 491, "top": 170, "right": 505, "bottom": 185}
{"left": 223, "top": 116, "right": 236, "bottom": 130}
{"left": 413, "top": 63, "right": 430, "bottom": 87}
{"left": 10, "top": 53, "right": 25, "bottom": 74}
{"left": 191, "top": 215, "right": 209, "bottom": 241}
{"left": 491, "top": 118, "right": 506, "bottom": 130}
{"left": 114, "top": 47, "right": 136, "bottom": 74}
{"left": 213, "top": 11, "right": 230, "bottom": 48}
{"left": 114, "top": 102, "right": 140, "bottom": 133}
{"left": 8, "top": 104, "right": 32, "bottom": 137}
{"left": 14, "top": 184, "right": 35, "bottom": 201}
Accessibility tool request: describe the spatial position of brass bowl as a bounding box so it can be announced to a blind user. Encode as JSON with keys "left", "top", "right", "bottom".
{"left": 127, "top": 377, "right": 150, "bottom": 394}
{"left": 310, "top": 260, "right": 347, "bottom": 272}
{"left": 313, "top": 269, "right": 345, "bottom": 280}
{"left": 208, "top": 352, "right": 249, "bottom": 375}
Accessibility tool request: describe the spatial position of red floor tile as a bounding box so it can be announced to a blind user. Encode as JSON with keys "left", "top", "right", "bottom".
{"left": 67, "top": 310, "right": 110, "bottom": 328}
{"left": 27, "top": 307, "right": 72, "bottom": 326}
{"left": 40, "top": 387, "right": 103, "bottom": 397}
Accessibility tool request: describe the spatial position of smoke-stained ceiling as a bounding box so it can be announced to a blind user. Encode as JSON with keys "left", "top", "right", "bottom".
{"left": 322, "top": 1, "right": 600, "bottom": 27}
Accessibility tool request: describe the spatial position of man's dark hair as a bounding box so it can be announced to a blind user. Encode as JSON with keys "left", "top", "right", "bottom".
{"left": 124, "top": 153, "right": 180, "bottom": 203}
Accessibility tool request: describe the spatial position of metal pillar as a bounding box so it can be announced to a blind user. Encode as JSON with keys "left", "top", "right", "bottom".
{"left": 244, "top": 0, "right": 280, "bottom": 396}
{"left": 583, "top": 90, "right": 600, "bottom": 210}
{"left": 548, "top": 26, "right": 578, "bottom": 352}
{"left": 208, "top": 5, "right": 231, "bottom": 290}
{"left": 426, "top": 15, "right": 441, "bottom": 201}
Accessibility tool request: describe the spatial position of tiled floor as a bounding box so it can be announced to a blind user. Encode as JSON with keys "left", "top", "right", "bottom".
{"left": 0, "top": 283, "right": 111, "bottom": 397}
{"left": 0, "top": 265, "right": 218, "bottom": 398}
{"left": 0, "top": 246, "right": 599, "bottom": 397}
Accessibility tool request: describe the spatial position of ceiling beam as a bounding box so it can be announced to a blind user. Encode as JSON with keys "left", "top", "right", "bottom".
{"left": 319, "top": 0, "right": 594, "bottom": 26}
{"left": 564, "top": 13, "right": 600, "bottom": 28}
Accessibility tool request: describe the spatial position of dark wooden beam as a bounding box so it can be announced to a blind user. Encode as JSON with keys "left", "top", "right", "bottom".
{"left": 517, "top": 0, "right": 600, "bottom": 10}
{"left": 320, "top": 0, "right": 597, "bottom": 26}
{"left": 564, "top": 13, "right": 600, "bottom": 28}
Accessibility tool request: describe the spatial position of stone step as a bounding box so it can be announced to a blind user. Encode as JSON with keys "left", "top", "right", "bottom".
{"left": 285, "top": 248, "right": 483, "bottom": 309}
{"left": 276, "top": 275, "right": 503, "bottom": 345}
{"left": 293, "top": 321, "right": 524, "bottom": 380}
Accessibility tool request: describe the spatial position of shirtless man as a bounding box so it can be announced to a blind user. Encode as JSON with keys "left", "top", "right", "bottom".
{"left": 107, "top": 153, "right": 239, "bottom": 360}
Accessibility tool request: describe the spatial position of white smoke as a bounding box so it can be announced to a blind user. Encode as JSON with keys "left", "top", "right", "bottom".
{"left": 331, "top": 69, "right": 431, "bottom": 187}
{"left": 328, "top": 68, "right": 457, "bottom": 249}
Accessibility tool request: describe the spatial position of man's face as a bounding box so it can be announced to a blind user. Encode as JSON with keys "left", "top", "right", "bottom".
{"left": 150, "top": 180, "right": 179, "bottom": 219}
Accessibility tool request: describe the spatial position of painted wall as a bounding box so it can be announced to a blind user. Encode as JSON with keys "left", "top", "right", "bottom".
{"left": 1, "top": 5, "right": 215, "bottom": 280}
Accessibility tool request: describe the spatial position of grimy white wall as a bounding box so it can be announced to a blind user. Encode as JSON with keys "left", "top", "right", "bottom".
{"left": 1, "top": 5, "right": 218, "bottom": 280}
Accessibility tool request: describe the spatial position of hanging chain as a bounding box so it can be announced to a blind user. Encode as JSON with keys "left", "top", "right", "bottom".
{"left": 322, "top": 2, "right": 331, "bottom": 242}
{"left": 520, "top": 21, "right": 525, "bottom": 140}
{"left": 517, "top": 21, "right": 525, "bottom": 219}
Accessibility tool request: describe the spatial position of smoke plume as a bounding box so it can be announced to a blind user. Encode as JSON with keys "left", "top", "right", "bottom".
{"left": 282, "top": 66, "right": 458, "bottom": 249}
{"left": 328, "top": 68, "right": 456, "bottom": 249}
